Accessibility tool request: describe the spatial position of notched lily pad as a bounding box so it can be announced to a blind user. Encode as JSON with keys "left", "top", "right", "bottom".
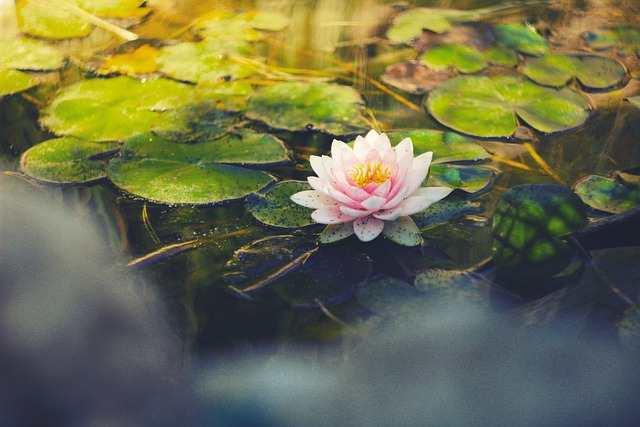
{"left": 107, "top": 131, "right": 277, "bottom": 205}
{"left": 245, "top": 81, "right": 370, "bottom": 136}
{"left": 247, "top": 181, "right": 317, "bottom": 229}
{"left": 492, "top": 184, "right": 588, "bottom": 279}
{"left": 20, "top": 137, "right": 119, "bottom": 184}
{"left": 386, "top": 8, "right": 475, "bottom": 42}
{"left": 574, "top": 174, "right": 640, "bottom": 214}
{"left": 425, "top": 74, "right": 592, "bottom": 138}
{"left": 40, "top": 76, "right": 196, "bottom": 141}
{"left": 523, "top": 54, "right": 628, "bottom": 91}
{"left": 422, "top": 44, "right": 486, "bottom": 73}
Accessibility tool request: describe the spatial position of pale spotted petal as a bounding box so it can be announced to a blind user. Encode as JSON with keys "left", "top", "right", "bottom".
{"left": 353, "top": 216, "right": 384, "bottom": 242}
{"left": 340, "top": 205, "right": 372, "bottom": 218}
{"left": 290, "top": 190, "right": 335, "bottom": 209}
{"left": 394, "top": 186, "right": 454, "bottom": 216}
{"left": 382, "top": 216, "right": 422, "bottom": 246}
{"left": 319, "top": 222, "right": 355, "bottom": 244}
{"left": 312, "top": 206, "right": 352, "bottom": 224}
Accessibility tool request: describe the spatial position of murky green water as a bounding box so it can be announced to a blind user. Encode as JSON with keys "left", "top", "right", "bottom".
{"left": 1, "top": 0, "right": 640, "bottom": 358}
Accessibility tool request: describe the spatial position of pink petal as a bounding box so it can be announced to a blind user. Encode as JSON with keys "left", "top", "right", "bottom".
{"left": 334, "top": 171, "right": 370, "bottom": 202}
{"left": 353, "top": 135, "right": 371, "bottom": 161}
{"left": 307, "top": 176, "right": 332, "bottom": 197}
{"left": 371, "top": 179, "right": 392, "bottom": 198}
{"left": 369, "top": 132, "right": 392, "bottom": 155}
{"left": 312, "top": 206, "right": 352, "bottom": 224}
{"left": 353, "top": 216, "right": 385, "bottom": 242}
{"left": 290, "top": 190, "right": 335, "bottom": 209}
{"left": 360, "top": 195, "right": 387, "bottom": 211}
{"left": 372, "top": 208, "right": 403, "bottom": 221}
{"left": 364, "top": 129, "right": 380, "bottom": 142}
{"left": 327, "top": 186, "right": 360, "bottom": 208}
{"left": 402, "top": 151, "right": 433, "bottom": 195}
{"left": 393, "top": 186, "right": 454, "bottom": 216}
{"left": 340, "top": 205, "right": 372, "bottom": 218}
{"left": 330, "top": 139, "right": 351, "bottom": 163}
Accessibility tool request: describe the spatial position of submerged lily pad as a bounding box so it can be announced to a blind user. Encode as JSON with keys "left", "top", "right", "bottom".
{"left": 247, "top": 181, "right": 317, "bottom": 229}
{"left": 492, "top": 184, "right": 588, "bottom": 279}
{"left": 381, "top": 62, "right": 452, "bottom": 94}
{"left": 425, "top": 74, "right": 592, "bottom": 138}
{"left": 584, "top": 25, "right": 640, "bottom": 57}
{"left": 20, "top": 137, "right": 119, "bottom": 184}
{"left": 16, "top": 0, "right": 149, "bottom": 39}
{"left": 523, "top": 54, "right": 627, "bottom": 91}
{"left": 40, "top": 76, "right": 198, "bottom": 141}
{"left": 245, "top": 81, "right": 370, "bottom": 136}
{"left": 574, "top": 175, "right": 640, "bottom": 214}
{"left": 157, "top": 41, "right": 255, "bottom": 85}
{"left": 107, "top": 131, "right": 279, "bottom": 205}
{"left": 97, "top": 44, "right": 160, "bottom": 76}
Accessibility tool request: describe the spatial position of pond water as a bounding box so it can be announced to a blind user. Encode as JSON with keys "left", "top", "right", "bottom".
{"left": 1, "top": 1, "right": 640, "bottom": 419}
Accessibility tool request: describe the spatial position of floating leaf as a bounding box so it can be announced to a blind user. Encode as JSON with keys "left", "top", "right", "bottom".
{"left": 574, "top": 175, "right": 640, "bottom": 214}
{"left": 386, "top": 8, "right": 473, "bottom": 42}
{"left": 246, "top": 181, "right": 317, "bottom": 229}
{"left": 0, "top": 69, "right": 37, "bottom": 96}
{"left": 40, "top": 76, "right": 197, "bottom": 141}
{"left": 493, "top": 23, "right": 550, "bottom": 56}
{"left": 584, "top": 25, "right": 640, "bottom": 57}
{"left": 97, "top": 44, "right": 160, "bottom": 75}
{"left": 156, "top": 41, "right": 255, "bottom": 85}
{"left": 412, "top": 195, "right": 479, "bottom": 229}
{"left": 0, "top": 37, "right": 65, "bottom": 71}
{"left": 492, "top": 184, "right": 588, "bottom": 279}
{"left": 245, "top": 81, "right": 370, "bottom": 136}
{"left": 429, "top": 164, "right": 496, "bottom": 195}
{"left": 425, "top": 74, "right": 592, "bottom": 138}
{"left": 523, "top": 54, "right": 627, "bottom": 91}
{"left": 16, "top": 0, "right": 149, "bottom": 40}
{"left": 381, "top": 61, "right": 452, "bottom": 94}
{"left": 20, "top": 137, "right": 119, "bottom": 184}
{"left": 422, "top": 44, "right": 486, "bottom": 73}
{"left": 194, "top": 9, "right": 288, "bottom": 42}
{"left": 388, "top": 129, "right": 490, "bottom": 164}
{"left": 107, "top": 132, "right": 277, "bottom": 205}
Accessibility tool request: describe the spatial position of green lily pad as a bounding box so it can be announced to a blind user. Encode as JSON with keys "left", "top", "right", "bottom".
{"left": 0, "top": 37, "right": 65, "bottom": 71}
{"left": 16, "top": 0, "right": 149, "bottom": 40}
{"left": 20, "top": 137, "right": 119, "bottom": 184}
{"left": 574, "top": 175, "right": 640, "bottom": 214}
{"left": 246, "top": 181, "right": 317, "bottom": 229}
{"left": 429, "top": 164, "right": 496, "bottom": 195}
{"left": 388, "top": 129, "right": 490, "bottom": 164}
{"left": 245, "top": 81, "right": 370, "bottom": 136}
{"left": 0, "top": 69, "right": 37, "bottom": 96}
{"left": 157, "top": 41, "right": 255, "bottom": 85}
{"left": 493, "top": 23, "right": 550, "bottom": 56}
{"left": 584, "top": 25, "right": 640, "bottom": 57}
{"left": 96, "top": 44, "right": 160, "bottom": 76}
{"left": 107, "top": 131, "right": 278, "bottom": 205}
{"left": 523, "top": 54, "right": 628, "bottom": 91}
{"left": 492, "top": 184, "right": 588, "bottom": 279}
{"left": 40, "top": 76, "right": 198, "bottom": 141}
{"left": 386, "top": 8, "right": 474, "bottom": 42}
{"left": 412, "top": 194, "right": 480, "bottom": 229}
{"left": 194, "top": 9, "right": 289, "bottom": 41}
{"left": 425, "top": 74, "right": 592, "bottom": 138}
{"left": 422, "top": 44, "right": 486, "bottom": 73}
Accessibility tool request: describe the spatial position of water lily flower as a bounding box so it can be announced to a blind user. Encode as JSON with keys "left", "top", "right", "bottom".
{"left": 291, "top": 130, "right": 453, "bottom": 245}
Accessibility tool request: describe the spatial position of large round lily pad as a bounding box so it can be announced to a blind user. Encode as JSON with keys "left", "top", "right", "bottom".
{"left": 425, "top": 74, "right": 592, "bottom": 138}
{"left": 492, "top": 184, "right": 588, "bottom": 279}
{"left": 245, "top": 81, "right": 370, "bottom": 136}
{"left": 40, "top": 76, "right": 198, "bottom": 141}
{"left": 523, "top": 54, "right": 628, "bottom": 91}
{"left": 107, "top": 132, "right": 278, "bottom": 205}
{"left": 20, "top": 137, "right": 119, "bottom": 184}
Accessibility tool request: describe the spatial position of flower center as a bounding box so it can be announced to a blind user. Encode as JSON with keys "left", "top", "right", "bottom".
{"left": 349, "top": 162, "right": 392, "bottom": 188}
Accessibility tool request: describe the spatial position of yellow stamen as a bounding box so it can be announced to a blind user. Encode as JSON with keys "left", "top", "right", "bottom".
{"left": 349, "top": 162, "right": 391, "bottom": 188}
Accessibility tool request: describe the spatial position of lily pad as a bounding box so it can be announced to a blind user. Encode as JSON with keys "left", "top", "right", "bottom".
{"left": 0, "top": 69, "right": 37, "bottom": 96}
{"left": 523, "top": 54, "right": 628, "bottom": 91}
{"left": 107, "top": 132, "right": 278, "bottom": 205}
{"left": 584, "top": 25, "right": 640, "bottom": 57}
{"left": 194, "top": 9, "right": 289, "bottom": 41}
{"left": 422, "top": 44, "right": 486, "bottom": 73}
{"left": 425, "top": 74, "right": 592, "bottom": 138}
{"left": 387, "top": 129, "right": 490, "bottom": 164}
{"left": 245, "top": 81, "right": 370, "bottom": 136}
{"left": 0, "top": 37, "right": 65, "bottom": 71}
{"left": 381, "top": 61, "right": 452, "bottom": 94}
{"left": 40, "top": 76, "right": 197, "bottom": 141}
{"left": 157, "top": 41, "right": 255, "bottom": 85}
{"left": 574, "top": 175, "right": 640, "bottom": 214}
{"left": 20, "top": 137, "right": 119, "bottom": 184}
{"left": 16, "top": 0, "right": 149, "bottom": 40}
{"left": 493, "top": 23, "right": 550, "bottom": 56}
{"left": 386, "top": 8, "right": 474, "bottom": 42}
{"left": 247, "top": 181, "right": 317, "bottom": 229}
{"left": 97, "top": 44, "right": 160, "bottom": 76}
{"left": 429, "top": 164, "right": 496, "bottom": 195}
{"left": 412, "top": 195, "right": 480, "bottom": 229}
{"left": 492, "top": 184, "right": 588, "bottom": 279}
